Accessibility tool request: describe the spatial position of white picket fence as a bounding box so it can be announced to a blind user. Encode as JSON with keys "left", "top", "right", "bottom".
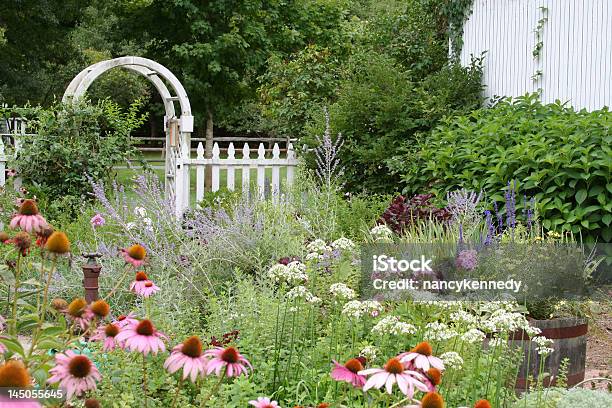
{"left": 188, "top": 141, "right": 298, "bottom": 204}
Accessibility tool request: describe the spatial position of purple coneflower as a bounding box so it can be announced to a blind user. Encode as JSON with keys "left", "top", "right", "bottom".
{"left": 399, "top": 342, "right": 444, "bottom": 371}
{"left": 90, "top": 324, "right": 120, "bottom": 351}
{"left": 359, "top": 357, "right": 428, "bottom": 397}
{"left": 115, "top": 319, "right": 166, "bottom": 355}
{"left": 9, "top": 199, "right": 47, "bottom": 233}
{"left": 204, "top": 346, "right": 252, "bottom": 377}
{"left": 112, "top": 312, "right": 139, "bottom": 328}
{"left": 47, "top": 351, "right": 101, "bottom": 399}
{"left": 164, "top": 336, "right": 208, "bottom": 382}
{"left": 120, "top": 244, "right": 147, "bottom": 267}
{"left": 404, "top": 391, "right": 445, "bottom": 408}
{"left": 65, "top": 298, "right": 94, "bottom": 331}
{"left": 331, "top": 358, "right": 367, "bottom": 388}
{"left": 249, "top": 397, "right": 281, "bottom": 408}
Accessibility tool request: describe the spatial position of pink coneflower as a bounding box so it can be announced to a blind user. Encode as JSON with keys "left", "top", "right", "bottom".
{"left": 112, "top": 312, "right": 139, "bottom": 328}
{"left": 121, "top": 244, "right": 146, "bottom": 267}
{"left": 47, "top": 351, "right": 101, "bottom": 399}
{"left": 249, "top": 397, "right": 280, "bottom": 408}
{"left": 422, "top": 368, "right": 442, "bottom": 392}
{"left": 331, "top": 358, "right": 367, "bottom": 388}
{"left": 204, "top": 346, "right": 252, "bottom": 377}
{"left": 115, "top": 319, "right": 167, "bottom": 355}
{"left": 130, "top": 271, "right": 150, "bottom": 293}
{"left": 65, "top": 298, "right": 94, "bottom": 331}
{"left": 164, "top": 336, "right": 208, "bottom": 382}
{"left": 399, "top": 342, "right": 444, "bottom": 371}
{"left": 359, "top": 357, "right": 428, "bottom": 397}
{"left": 90, "top": 324, "right": 120, "bottom": 351}
{"left": 131, "top": 275, "right": 160, "bottom": 298}
{"left": 9, "top": 199, "right": 47, "bottom": 233}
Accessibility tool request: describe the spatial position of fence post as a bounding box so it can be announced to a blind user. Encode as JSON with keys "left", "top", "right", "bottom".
{"left": 196, "top": 142, "right": 205, "bottom": 204}
{"left": 227, "top": 142, "right": 235, "bottom": 191}
{"left": 257, "top": 143, "right": 265, "bottom": 200}
{"left": 242, "top": 143, "right": 251, "bottom": 196}
{"left": 286, "top": 142, "right": 295, "bottom": 188}
{"left": 211, "top": 143, "right": 220, "bottom": 192}
{"left": 271, "top": 143, "right": 280, "bottom": 202}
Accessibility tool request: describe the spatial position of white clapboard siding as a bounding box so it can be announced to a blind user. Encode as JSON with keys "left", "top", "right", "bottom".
{"left": 461, "top": 0, "right": 612, "bottom": 111}
{"left": 190, "top": 141, "right": 299, "bottom": 203}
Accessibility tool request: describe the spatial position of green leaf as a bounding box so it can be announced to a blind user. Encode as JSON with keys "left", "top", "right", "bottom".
{"left": 0, "top": 337, "right": 25, "bottom": 357}
{"left": 575, "top": 189, "right": 587, "bottom": 205}
{"left": 602, "top": 214, "right": 612, "bottom": 226}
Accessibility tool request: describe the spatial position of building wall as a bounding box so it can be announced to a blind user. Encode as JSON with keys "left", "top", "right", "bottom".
{"left": 460, "top": 0, "right": 612, "bottom": 111}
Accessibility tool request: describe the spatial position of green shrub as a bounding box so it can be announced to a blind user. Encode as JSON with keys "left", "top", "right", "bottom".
{"left": 13, "top": 99, "right": 147, "bottom": 216}
{"left": 393, "top": 95, "right": 612, "bottom": 242}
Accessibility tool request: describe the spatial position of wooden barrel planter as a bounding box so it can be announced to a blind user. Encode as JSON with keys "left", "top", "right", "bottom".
{"left": 509, "top": 317, "right": 588, "bottom": 391}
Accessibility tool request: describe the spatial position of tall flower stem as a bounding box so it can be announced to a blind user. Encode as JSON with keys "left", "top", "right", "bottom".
{"left": 143, "top": 354, "right": 149, "bottom": 408}
{"left": 104, "top": 264, "right": 132, "bottom": 301}
{"left": 29, "top": 256, "right": 59, "bottom": 356}
{"left": 200, "top": 368, "right": 226, "bottom": 408}
{"left": 171, "top": 377, "right": 184, "bottom": 408}
{"left": 10, "top": 253, "right": 22, "bottom": 335}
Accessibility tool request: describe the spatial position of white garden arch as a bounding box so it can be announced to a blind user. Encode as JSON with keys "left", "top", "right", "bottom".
{"left": 62, "top": 56, "right": 194, "bottom": 217}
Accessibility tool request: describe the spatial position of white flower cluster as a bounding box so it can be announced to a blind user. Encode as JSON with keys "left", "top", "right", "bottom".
{"left": 134, "top": 206, "right": 153, "bottom": 229}
{"left": 480, "top": 309, "right": 530, "bottom": 333}
{"left": 329, "top": 283, "right": 356, "bottom": 300}
{"left": 359, "top": 345, "right": 379, "bottom": 362}
{"left": 450, "top": 310, "right": 479, "bottom": 329}
{"left": 371, "top": 316, "right": 416, "bottom": 336}
{"left": 331, "top": 237, "right": 356, "bottom": 252}
{"left": 306, "top": 239, "right": 332, "bottom": 259}
{"left": 267, "top": 262, "right": 308, "bottom": 286}
{"left": 341, "top": 300, "right": 383, "bottom": 319}
{"left": 532, "top": 336, "right": 554, "bottom": 355}
{"left": 461, "top": 328, "right": 486, "bottom": 344}
{"left": 370, "top": 225, "right": 394, "bottom": 242}
{"left": 286, "top": 286, "right": 321, "bottom": 304}
{"left": 488, "top": 337, "right": 506, "bottom": 348}
{"left": 424, "top": 322, "right": 458, "bottom": 341}
{"left": 440, "top": 351, "right": 464, "bottom": 369}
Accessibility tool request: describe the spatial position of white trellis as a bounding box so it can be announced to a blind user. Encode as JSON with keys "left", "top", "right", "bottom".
{"left": 63, "top": 56, "right": 194, "bottom": 217}
{"left": 191, "top": 141, "right": 298, "bottom": 203}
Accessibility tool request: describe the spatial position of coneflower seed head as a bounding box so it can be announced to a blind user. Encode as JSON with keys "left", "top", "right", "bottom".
{"left": 221, "top": 347, "right": 239, "bottom": 364}
{"left": 127, "top": 244, "right": 146, "bottom": 260}
{"left": 45, "top": 231, "right": 70, "bottom": 254}
{"left": 384, "top": 358, "right": 404, "bottom": 374}
{"left": 412, "top": 341, "right": 433, "bottom": 356}
{"left": 427, "top": 367, "right": 442, "bottom": 385}
{"left": 68, "top": 355, "right": 92, "bottom": 378}
{"left": 67, "top": 298, "right": 87, "bottom": 317}
{"left": 421, "top": 392, "right": 444, "bottom": 408}
{"left": 474, "top": 400, "right": 492, "bottom": 408}
{"left": 182, "top": 336, "right": 203, "bottom": 358}
{"left": 19, "top": 199, "right": 39, "bottom": 215}
{"left": 344, "top": 358, "right": 364, "bottom": 373}
{"left": 104, "top": 324, "right": 119, "bottom": 337}
{"left": 136, "top": 320, "right": 154, "bottom": 336}
{"left": 90, "top": 299, "right": 110, "bottom": 317}
{"left": 84, "top": 398, "right": 101, "bottom": 408}
{"left": 135, "top": 271, "right": 148, "bottom": 281}
{"left": 0, "top": 360, "right": 31, "bottom": 387}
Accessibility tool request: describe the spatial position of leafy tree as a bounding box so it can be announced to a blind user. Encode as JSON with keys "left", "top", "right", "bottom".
{"left": 0, "top": 0, "right": 89, "bottom": 105}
